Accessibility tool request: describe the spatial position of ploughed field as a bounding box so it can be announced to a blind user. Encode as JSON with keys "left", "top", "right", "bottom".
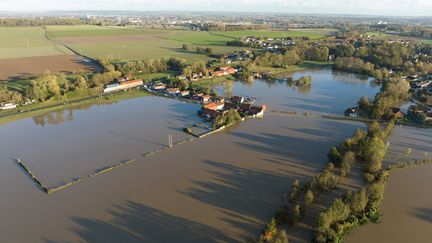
{"left": 0, "top": 25, "right": 331, "bottom": 80}
{"left": 0, "top": 26, "right": 99, "bottom": 80}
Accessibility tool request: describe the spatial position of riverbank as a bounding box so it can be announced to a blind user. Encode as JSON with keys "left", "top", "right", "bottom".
{"left": 0, "top": 89, "right": 150, "bottom": 125}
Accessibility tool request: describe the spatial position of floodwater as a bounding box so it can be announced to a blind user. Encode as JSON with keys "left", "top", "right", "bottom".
{"left": 216, "top": 68, "right": 380, "bottom": 114}
{"left": 0, "top": 68, "right": 427, "bottom": 242}
{"left": 0, "top": 96, "right": 202, "bottom": 186}
{"left": 347, "top": 126, "right": 432, "bottom": 243}
{"left": 0, "top": 114, "right": 365, "bottom": 242}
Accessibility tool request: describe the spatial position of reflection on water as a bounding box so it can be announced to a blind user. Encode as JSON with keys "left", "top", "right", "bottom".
{"left": 31, "top": 102, "right": 115, "bottom": 126}
{"left": 216, "top": 68, "right": 380, "bottom": 114}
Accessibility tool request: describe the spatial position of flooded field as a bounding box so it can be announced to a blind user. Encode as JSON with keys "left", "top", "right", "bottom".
{"left": 0, "top": 68, "right": 429, "bottom": 242}
{"left": 0, "top": 114, "right": 365, "bottom": 242}
{"left": 0, "top": 96, "right": 202, "bottom": 186}
{"left": 347, "top": 126, "right": 432, "bottom": 243}
{"left": 216, "top": 68, "right": 380, "bottom": 114}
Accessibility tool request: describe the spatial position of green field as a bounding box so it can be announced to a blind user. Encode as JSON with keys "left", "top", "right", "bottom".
{"left": 0, "top": 27, "right": 71, "bottom": 59}
{"left": 46, "top": 25, "right": 330, "bottom": 62}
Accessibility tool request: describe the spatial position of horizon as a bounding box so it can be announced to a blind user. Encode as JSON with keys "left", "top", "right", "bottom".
{"left": 1, "top": 0, "right": 432, "bottom": 17}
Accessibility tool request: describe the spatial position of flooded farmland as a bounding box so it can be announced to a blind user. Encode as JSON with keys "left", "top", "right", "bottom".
{"left": 0, "top": 68, "right": 429, "bottom": 242}
{"left": 346, "top": 125, "right": 432, "bottom": 243}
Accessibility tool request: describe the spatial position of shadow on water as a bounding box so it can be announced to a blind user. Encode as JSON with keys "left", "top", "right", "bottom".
{"left": 178, "top": 160, "right": 294, "bottom": 237}
{"left": 50, "top": 201, "right": 235, "bottom": 243}
{"left": 410, "top": 207, "right": 432, "bottom": 223}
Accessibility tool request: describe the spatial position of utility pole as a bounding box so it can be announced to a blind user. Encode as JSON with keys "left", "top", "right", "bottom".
{"left": 168, "top": 135, "right": 173, "bottom": 148}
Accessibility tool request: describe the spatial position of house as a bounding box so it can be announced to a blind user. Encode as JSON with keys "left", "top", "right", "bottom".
{"left": 199, "top": 108, "right": 219, "bottom": 120}
{"left": 103, "top": 83, "right": 121, "bottom": 93}
{"left": 180, "top": 90, "right": 190, "bottom": 97}
{"left": 231, "top": 96, "right": 244, "bottom": 104}
{"left": 203, "top": 102, "right": 225, "bottom": 111}
{"left": 212, "top": 71, "right": 225, "bottom": 77}
{"left": 167, "top": 88, "right": 180, "bottom": 95}
{"left": 345, "top": 107, "right": 360, "bottom": 118}
{"left": 199, "top": 108, "right": 228, "bottom": 120}
{"left": 0, "top": 102, "right": 17, "bottom": 110}
{"left": 390, "top": 107, "right": 404, "bottom": 118}
{"left": 201, "top": 95, "right": 211, "bottom": 103}
{"left": 119, "top": 79, "right": 143, "bottom": 90}
{"left": 212, "top": 97, "right": 225, "bottom": 103}
{"left": 224, "top": 101, "right": 239, "bottom": 110}
{"left": 416, "top": 80, "right": 432, "bottom": 89}
{"left": 239, "top": 103, "right": 252, "bottom": 112}
{"left": 153, "top": 84, "right": 167, "bottom": 90}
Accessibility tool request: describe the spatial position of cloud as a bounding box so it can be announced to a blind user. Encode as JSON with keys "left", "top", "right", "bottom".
{"left": 0, "top": 0, "right": 431, "bottom": 16}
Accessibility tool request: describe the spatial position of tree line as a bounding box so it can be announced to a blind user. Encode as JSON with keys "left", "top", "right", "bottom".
{"left": 253, "top": 120, "right": 394, "bottom": 243}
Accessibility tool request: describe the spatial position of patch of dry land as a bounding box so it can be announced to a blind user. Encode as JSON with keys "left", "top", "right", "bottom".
{"left": 0, "top": 112, "right": 364, "bottom": 243}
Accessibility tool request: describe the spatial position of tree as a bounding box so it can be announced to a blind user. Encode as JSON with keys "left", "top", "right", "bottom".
{"left": 328, "top": 147, "right": 342, "bottom": 166}
{"left": 341, "top": 151, "right": 356, "bottom": 177}
{"left": 304, "top": 190, "right": 314, "bottom": 206}
{"left": 181, "top": 44, "right": 189, "bottom": 51}
{"left": 264, "top": 218, "right": 277, "bottom": 241}
{"left": 75, "top": 75, "right": 88, "bottom": 90}
{"left": 273, "top": 229, "right": 289, "bottom": 243}
{"left": 363, "top": 136, "right": 387, "bottom": 173}
{"left": 358, "top": 96, "right": 371, "bottom": 111}
{"left": 0, "top": 87, "right": 22, "bottom": 104}
{"left": 350, "top": 188, "right": 368, "bottom": 214}
{"left": 367, "top": 121, "right": 382, "bottom": 138}
{"left": 291, "top": 204, "right": 301, "bottom": 225}
{"left": 182, "top": 66, "right": 193, "bottom": 78}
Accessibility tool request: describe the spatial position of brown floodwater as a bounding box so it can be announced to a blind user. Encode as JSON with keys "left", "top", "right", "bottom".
{"left": 0, "top": 113, "right": 366, "bottom": 242}
{"left": 347, "top": 126, "right": 432, "bottom": 243}
{"left": 0, "top": 68, "right": 428, "bottom": 242}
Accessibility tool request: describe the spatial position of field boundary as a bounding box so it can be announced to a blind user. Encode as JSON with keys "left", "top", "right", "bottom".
{"left": 43, "top": 26, "right": 100, "bottom": 64}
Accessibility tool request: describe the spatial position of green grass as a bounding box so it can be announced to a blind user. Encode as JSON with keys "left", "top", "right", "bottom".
{"left": 46, "top": 25, "right": 171, "bottom": 38}
{"left": 47, "top": 26, "right": 330, "bottom": 62}
{"left": 0, "top": 26, "right": 71, "bottom": 59}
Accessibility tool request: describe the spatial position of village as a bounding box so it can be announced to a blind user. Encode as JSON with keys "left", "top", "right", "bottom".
{"left": 101, "top": 65, "right": 266, "bottom": 129}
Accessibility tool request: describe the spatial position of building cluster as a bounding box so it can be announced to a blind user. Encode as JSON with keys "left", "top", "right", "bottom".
{"left": 402, "top": 74, "right": 432, "bottom": 94}
{"left": 178, "top": 66, "right": 238, "bottom": 82}
{"left": 144, "top": 80, "right": 265, "bottom": 122}
{"left": 103, "top": 78, "right": 144, "bottom": 93}
{"left": 344, "top": 106, "right": 404, "bottom": 119}
{"left": 198, "top": 95, "right": 266, "bottom": 121}
{"left": 244, "top": 36, "right": 295, "bottom": 51}
{"left": 224, "top": 50, "right": 252, "bottom": 64}
{"left": 408, "top": 105, "right": 432, "bottom": 122}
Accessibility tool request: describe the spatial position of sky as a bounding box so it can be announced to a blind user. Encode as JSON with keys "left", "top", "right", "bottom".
{"left": 1, "top": 0, "right": 432, "bottom": 16}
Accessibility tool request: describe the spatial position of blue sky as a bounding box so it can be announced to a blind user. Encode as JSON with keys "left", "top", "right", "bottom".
{"left": 1, "top": 0, "right": 432, "bottom": 16}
